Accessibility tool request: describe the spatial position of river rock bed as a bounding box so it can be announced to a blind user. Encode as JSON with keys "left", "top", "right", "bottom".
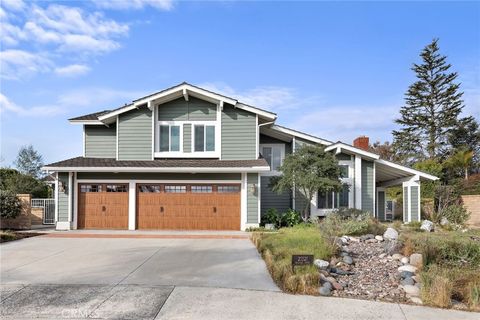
{"left": 329, "top": 237, "right": 410, "bottom": 303}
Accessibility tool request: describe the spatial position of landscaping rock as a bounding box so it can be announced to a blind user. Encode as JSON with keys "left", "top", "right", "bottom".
{"left": 319, "top": 284, "right": 332, "bottom": 296}
{"left": 343, "top": 256, "right": 354, "bottom": 265}
{"left": 392, "top": 253, "right": 404, "bottom": 261}
{"left": 340, "top": 236, "right": 349, "bottom": 244}
{"left": 375, "top": 235, "right": 384, "bottom": 242}
{"left": 322, "top": 281, "right": 332, "bottom": 291}
{"left": 383, "top": 228, "right": 399, "bottom": 240}
{"left": 398, "top": 265, "right": 418, "bottom": 273}
{"left": 420, "top": 220, "right": 434, "bottom": 232}
{"left": 383, "top": 240, "right": 402, "bottom": 255}
{"left": 330, "top": 268, "right": 354, "bottom": 276}
{"left": 378, "top": 253, "right": 387, "bottom": 258}
{"left": 400, "top": 257, "right": 409, "bottom": 264}
{"left": 409, "top": 253, "right": 423, "bottom": 269}
{"left": 365, "top": 239, "right": 377, "bottom": 244}
{"left": 400, "top": 277, "right": 415, "bottom": 286}
{"left": 314, "top": 259, "right": 330, "bottom": 270}
{"left": 340, "top": 252, "right": 350, "bottom": 257}
{"left": 326, "top": 277, "right": 343, "bottom": 290}
{"left": 410, "top": 296, "right": 423, "bottom": 305}
{"left": 348, "top": 237, "right": 360, "bottom": 242}
{"left": 440, "top": 217, "right": 450, "bottom": 226}
{"left": 402, "top": 284, "right": 420, "bottom": 296}
{"left": 399, "top": 271, "right": 414, "bottom": 279}
{"left": 360, "top": 234, "right": 375, "bottom": 241}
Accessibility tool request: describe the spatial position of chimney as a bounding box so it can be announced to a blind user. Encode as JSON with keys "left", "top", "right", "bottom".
{"left": 353, "top": 136, "right": 369, "bottom": 151}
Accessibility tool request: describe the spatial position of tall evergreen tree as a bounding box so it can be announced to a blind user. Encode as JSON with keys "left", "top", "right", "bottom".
{"left": 448, "top": 116, "right": 480, "bottom": 166}
{"left": 393, "top": 39, "right": 465, "bottom": 164}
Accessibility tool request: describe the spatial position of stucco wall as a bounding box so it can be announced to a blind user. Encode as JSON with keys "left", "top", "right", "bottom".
{"left": 0, "top": 194, "right": 31, "bottom": 230}
{"left": 462, "top": 195, "right": 480, "bottom": 227}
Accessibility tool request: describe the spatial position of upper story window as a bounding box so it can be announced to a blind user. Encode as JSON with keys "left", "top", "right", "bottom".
{"left": 260, "top": 144, "right": 285, "bottom": 172}
{"left": 339, "top": 165, "right": 349, "bottom": 178}
{"left": 194, "top": 124, "right": 215, "bottom": 152}
{"left": 159, "top": 124, "right": 181, "bottom": 152}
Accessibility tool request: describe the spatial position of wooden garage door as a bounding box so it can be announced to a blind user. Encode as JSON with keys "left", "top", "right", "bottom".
{"left": 78, "top": 183, "right": 129, "bottom": 229}
{"left": 137, "top": 184, "right": 241, "bottom": 230}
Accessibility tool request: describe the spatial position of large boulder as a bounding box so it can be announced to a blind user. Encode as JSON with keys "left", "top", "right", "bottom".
{"left": 398, "top": 265, "right": 418, "bottom": 273}
{"left": 383, "top": 227, "right": 399, "bottom": 240}
{"left": 343, "top": 256, "right": 354, "bottom": 265}
{"left": 409, "top": 253, "right": 423, "bottom": 269}
{"left": 383, "top": 240, "right": 402, "bottom": 255}
{"left": 420, "top": 220, "right": 434, "bottom": 232}
{"left": 402, "top": 284, "right": 420, "bottom": 297}
{"left": 319, "top": 283, "right": 332, "bottom": 296}
{"left": 440, "top": 217, "right": 450, "bottom": 226}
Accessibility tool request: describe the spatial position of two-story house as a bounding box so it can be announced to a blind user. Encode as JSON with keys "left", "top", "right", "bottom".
{"left": 43, "top": 82, "right": 437, "bottom": 231}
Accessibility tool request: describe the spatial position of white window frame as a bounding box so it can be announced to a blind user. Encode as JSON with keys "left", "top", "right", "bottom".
{"left": 259, "top": 143, "right": 285, "bottom": 176}
{"left": 155, "top": 122, "right": 183, "bottom": 156}
{"left": 192, "top": 122, "right": 218, "bottom": 156}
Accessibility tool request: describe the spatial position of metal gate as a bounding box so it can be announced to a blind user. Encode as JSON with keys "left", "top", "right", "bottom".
{"left": 31, "top": 199, "right": 55, "bottom": 224}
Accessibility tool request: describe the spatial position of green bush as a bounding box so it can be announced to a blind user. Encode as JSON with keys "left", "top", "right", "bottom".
{"left": 442, "top": 204, "right": 470, "bottom": 226}
{"left": 261, "top": 208, "right": 302, "bottom": 229}
{"left": 261, "top": 208, "right": 280, "bottom": 227}
{"left": 319, "top": 212, "right": 386, "bottom": 238}
{"left": 281, "top": 209, "right": 302, "bottom": 227}
{"left": 0, "top": 190, "right": 22, "bottom": 219}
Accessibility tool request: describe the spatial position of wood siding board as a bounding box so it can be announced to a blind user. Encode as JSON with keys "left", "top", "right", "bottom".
{"left": 336, "top": 153, "right": 352, "bottom": 161}
{"left": 183, "top": 123, "right": 191, "bottom": 153}
{"left": 378, "top": 191, "right": 385, "bottom": 221}
{"left": 58, "top": 172, "right": 69, "bottom": 222}
{"left": 157, "top": 97, "right": 216, "bottom": 121}
{"left": 221, "top": 105, "right": 256, "bottom": 160}
{"left": 411, "top": 186, "right": 419, "bottom": 221}
{"left": 118, "top": 108, "right": 152, "bottom": 160}
{"left": 247, "top": 173, "right": 259, "bottom": 223}
{"left": 403, "top": 187, "right": 409, "bottom": 223}
{"left": 84, "top": 125, "right": 116, "bottom": 158}
{"left": 260, "top": 176, "right": 291, "bottom": 216}
{"left": 361, "top": 160, "right": 374, "bottom": 214}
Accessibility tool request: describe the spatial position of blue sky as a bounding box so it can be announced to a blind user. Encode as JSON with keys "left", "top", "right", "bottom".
{"left": 1, "top": 0, "right": 479, "bottom": 166}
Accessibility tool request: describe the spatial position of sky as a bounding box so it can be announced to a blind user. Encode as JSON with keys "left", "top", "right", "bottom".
{"left": 1, "top": 0, "right": 479, "bottom": 167}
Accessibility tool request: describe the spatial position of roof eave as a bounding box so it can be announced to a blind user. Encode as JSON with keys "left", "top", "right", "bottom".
{"left": 325, "top": 143, "right": 380, "bottom": 160}
{"left": 41, "top": 166, "right": 271, "bottom": 173}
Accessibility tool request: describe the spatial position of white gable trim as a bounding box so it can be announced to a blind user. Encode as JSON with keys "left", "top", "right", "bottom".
{"left": 270, "top": 125, "right": 331, "bottom": 146}
{"left": 42, "top": 166, "right": 271, "bottom": 173}
{"left": 376, "top": 159, "right": 438, "bottom": 181}
{"left": 325, "top": 143, "right": 380, "bottom": 160}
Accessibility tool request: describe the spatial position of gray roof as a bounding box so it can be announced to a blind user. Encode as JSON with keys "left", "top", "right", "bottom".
{"left": 69, "top": 110, "right": 111, "bottom": 121}
{"left": 44, "top": 157, "right": 269, "bottom": 169}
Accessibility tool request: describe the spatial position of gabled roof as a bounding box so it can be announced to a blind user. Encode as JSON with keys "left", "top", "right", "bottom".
{"left": 325, "top": 142, "right": 380, "bottom": 160}
{"left": 42, "top": 157, "right": 270, "bottom": 173}
{"left": 70, "top": 82, "right": 277, "bottom": 124}
{"left": 270, "top": 124, "right": 332, "bottom": 146}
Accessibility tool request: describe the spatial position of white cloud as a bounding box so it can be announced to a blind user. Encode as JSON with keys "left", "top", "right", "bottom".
{"left": 0, "top": 49, "right": 53, "bottom": 80}
{"left": 96, "top": 0, "right": 174, "bottom": 11}
{"left": 56, "top": 87, "right": 147, "bottom": 109}
{"left": 0, "top": 93, "right": 64, "bottom": 116}
{"left": 0, "top": 2, "right": 129, "bottom": 79}
{"left": 54, "top": 64, "right": 91, "bottom": 77}
{"left": 1, "top": 0, "right": 26, "bottom": 12}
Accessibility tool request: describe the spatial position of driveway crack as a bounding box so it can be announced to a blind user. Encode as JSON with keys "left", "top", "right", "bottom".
{"left": 3, "top": 250, "right": 65, "bottom": 273}
{"left": 153, "top": 286, "right": 175, "bottom": 320}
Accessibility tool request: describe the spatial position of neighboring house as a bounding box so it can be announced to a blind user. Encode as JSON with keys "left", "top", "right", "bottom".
{"left": 43, "top": 82, "right": 437, "bottom": 231}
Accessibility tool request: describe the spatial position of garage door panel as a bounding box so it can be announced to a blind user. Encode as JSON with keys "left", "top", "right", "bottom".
{"left": 137, "top": 184, "right": 241, "bottom": 230}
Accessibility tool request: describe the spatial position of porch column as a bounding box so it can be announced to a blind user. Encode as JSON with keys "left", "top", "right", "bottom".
{"left": 402, "top": 178, "right": 421, "bottom": 223}
{"left": 128, "top": 181, "right": 136, "bottom": 230}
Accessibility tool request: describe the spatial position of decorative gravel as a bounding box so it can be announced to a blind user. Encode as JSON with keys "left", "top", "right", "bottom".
{"left": 330, "top": 239, "right": 410, "bottom": 303}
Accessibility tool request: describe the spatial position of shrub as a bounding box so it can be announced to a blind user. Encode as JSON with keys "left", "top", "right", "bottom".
{"left": 442, "top": 204, "right": 470, "bottom": 226}
{"left": 253, "top": 225, "right": 334, "bottom": 294}
{"left": 261, "top": 208, "right": 280, "bottom": 227}
{"left": 0, "top": 190, "right": 22, "bottom": 219}
{"left": 319, "top": 212, "right": 386, "bottom": 238}
{"left": 281, "top": 209, "right": 302, "bottom": 227}
{"left": 261, "top": 208, "right": 302, "bottom": 229}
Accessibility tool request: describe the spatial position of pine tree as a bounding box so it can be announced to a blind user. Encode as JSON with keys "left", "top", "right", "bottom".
{"left": 393, "top": 39, "right": 465, "bottom": 164}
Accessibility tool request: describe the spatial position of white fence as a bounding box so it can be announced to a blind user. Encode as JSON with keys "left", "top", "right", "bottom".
{"left": 31, "top": 199, "right": 55, "bottom": 224}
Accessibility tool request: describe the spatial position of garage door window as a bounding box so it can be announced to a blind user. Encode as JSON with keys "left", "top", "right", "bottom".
{"left": 191, "top": 185, "right": 213, "bottom": 193}
{"left": 107, "top": 185, "right": 127, "bottom": 192}
{"left": 139, "top": 185, "right": 161, "bottom": 193}
{"left": 218, "top": 185, "right": 240, "bottom": 193}
{"left": 165, "top": 185, "right": 186, "bottom": 193}
{"left": 80, "top": 184, "right": 102, "bottom": 192}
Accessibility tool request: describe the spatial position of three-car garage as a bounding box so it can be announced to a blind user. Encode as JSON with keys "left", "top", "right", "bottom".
{"left": 77, "top": 182, "right": 241, "bottom": 230}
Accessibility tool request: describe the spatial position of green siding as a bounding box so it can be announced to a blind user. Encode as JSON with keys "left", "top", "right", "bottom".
{"left": 84, "top": 125, "right": 116, "bottom": 158}
{"left": 118, "top": 107, "right": 152, "bottom": 160}
{"left": 336, "top": 153, "right": 352, "bottom": 161}
{"left": 403, "top": 187, "right": 409, "bottom": 223}
{"left": 58, "top": 172, "right": 69, "bottom": 222}
{"left": 411, "top": 186, "right": 419, "bottom": 221}
{"left": 294, "top": 188, "right": 309, "bottom": 214}
{"left": 157, "top": 97, "right": 216, "bottom": 121}
{"left": 260, "top": 176, "right": 291, "bottom": 216}
{"left": 377, "top": 191, "right": 385, "bottom": 221}
{"left": 76, "top": 172, "right": 240, "bottom": 180}
{"left": 222, "top": 104, "right": 257, "bottom": 160}
{"left": 361, "top": 160, "right": 374, "bottom": 214}
{"left": 183, "top": 123, "right": 192, "bottom": 153}
{"left": 247, "top": 173, "right": 259, "bottom": 224}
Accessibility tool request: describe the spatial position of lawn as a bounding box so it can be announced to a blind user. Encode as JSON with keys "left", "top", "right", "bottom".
{"left": 0, "top": 230, "right": 43, "bottom": 243}
{"left": 252, "top": 224, "right": 335, "bottom": 294}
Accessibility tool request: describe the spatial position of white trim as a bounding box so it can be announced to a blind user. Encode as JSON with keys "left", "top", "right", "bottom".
{"left": 183, "top": 88, "right": 189, "bottom": 101}
{"left": 54, "top": 172, "right": 59, "bottom": 222}
{"left": 73, "top": 172, "right": 78, "bottom": 229}
{"left": 151, "top": 106, "right": 155, "bottom": 160}
{"left": 270, "top": 125, "right": 331, "bottom": 146}
{"left": 44, "top": 166, "right": 270, "bottom": 173}
{"left": 325, "top": 143, "right": 380, "bottom": 160}
{"left": 82, "top": 126, "right": 86, "bottom": 157}
{"left": 217, "top": 102, "right": 222, "bottom": 160}
{"left": 354, "top": 155, "right": 362, "bottom": 210}
{"left": 56, "top": 221, "right": 71, "bottom": 230}
{"left": 372, "top": 162, "right": 376, "bottom": 217}
{"left": 155, "top": 122, "right": 185, "bottom": 156}
{"left": 69, "top": 120, "right": 104, "bottom": 125}
{"left": 77, "top": 179, "right": 241, "bottom": 183}
{"left": 255, "top": 115, "right": 259, "bottom": 157}
{"left": 257, "top": 173, "right": 261, "bottom": 225}
{"left": 377, "top": 175, "right": 419, "bottom": 188}
{"left": 128, "top": 181, "right": 136, "bottom": 230}
{"left": 235, "top": 103, "right": 276, "bottom": 120}
{"left": 191, "top": 122, "right": 218, "bottom": 156}
{"left": 240, "top": 173, "right": 247, "bottom": 231}
{"left": 116, "top": 115, "right": 119, "bottom": 160}
{"left": 259, "top": 143, "right": 285, "bottom": 175}
{"left": 376, "top": 159, "right": 438, "bottom": 181}
{"left": 68, "top": 172, "right": 73, "bottom": 223}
